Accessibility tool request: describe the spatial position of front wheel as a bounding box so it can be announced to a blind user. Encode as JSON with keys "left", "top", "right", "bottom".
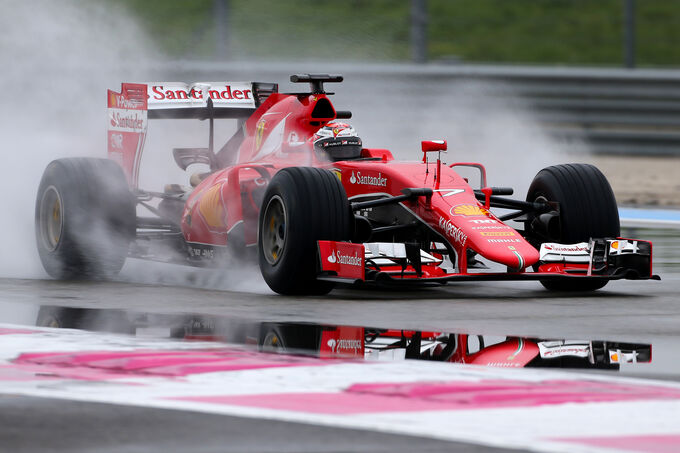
{"left": 258, "top": 167, "right": 351, "bottom": 295}
{"left": 526, "top": 163, "right": 620, "bottom": 291}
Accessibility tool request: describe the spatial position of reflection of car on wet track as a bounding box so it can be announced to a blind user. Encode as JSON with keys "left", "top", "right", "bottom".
{"left": 35, "top": 74, "right": 659, "bottom": 294}
{"left": 36, "top": 305, "right": 652, "bottom": 371}
{"left": 258, "top": 324, "right": 652, "bottom": 370}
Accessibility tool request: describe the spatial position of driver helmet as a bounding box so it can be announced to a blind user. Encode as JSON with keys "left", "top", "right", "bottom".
{"left": 312, "top": 122, "right": 363, "bottom": 161}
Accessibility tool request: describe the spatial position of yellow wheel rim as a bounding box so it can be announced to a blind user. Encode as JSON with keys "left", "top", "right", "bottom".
{"left": 39, "top": 186, "right": 64, "bottom": 252}
{"left": 261, "top": 195, "right": 287, "bottom": 265}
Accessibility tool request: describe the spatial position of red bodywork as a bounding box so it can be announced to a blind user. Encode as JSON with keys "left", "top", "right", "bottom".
{"left": 106, "top": 77, "right": 655, "bottom": 285}
{"left": 184, "top": 89, "right": 538, "bottom": 269}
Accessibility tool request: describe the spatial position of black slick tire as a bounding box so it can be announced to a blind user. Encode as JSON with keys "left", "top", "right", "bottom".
{"left": 258, "top": 323, "right": 320, "bottom": 353}
{"left": 35, "top": 158, "right": 136, "bottom": 279}
{"left": 258, "top": 167, "right": 351, "bottom": 295}
{"left": 526, "top": 163, "right": 620, "bottom": 291}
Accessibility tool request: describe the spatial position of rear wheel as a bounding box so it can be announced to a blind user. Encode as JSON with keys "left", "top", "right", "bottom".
{"left": 258, "top": 167, "right": 351, "bottom": 295}
{"left": 526, "top": 163, "right": 620, "bottom": 291}
{"left": 35, "top": 158, "right": 136, "bottom": 279}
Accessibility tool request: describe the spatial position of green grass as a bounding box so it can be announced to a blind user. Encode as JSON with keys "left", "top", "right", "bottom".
{"left": 113, "top": 0, "right": 680, "bottom": 66}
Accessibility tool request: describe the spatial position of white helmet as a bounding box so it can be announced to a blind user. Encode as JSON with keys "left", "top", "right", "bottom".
{"left": 312, "top": 122, "right": 363, "bottom": 161}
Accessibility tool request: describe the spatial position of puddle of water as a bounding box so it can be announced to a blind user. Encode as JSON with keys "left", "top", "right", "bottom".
{"left": 0, "top": 303, "right": 653, "bottom": 375}
{"left": 0, "top": 301, "right": 40, "bottom": 327}
{"left": 0, "top": 227, "right": 676, "bottom": 378}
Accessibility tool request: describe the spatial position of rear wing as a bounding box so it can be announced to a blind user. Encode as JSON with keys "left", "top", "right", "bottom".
{"left": 107, "top": 81, "right": 278, "bottom": 187}
{"left": 146, "top": 81, "right": 278, "bottom": 118}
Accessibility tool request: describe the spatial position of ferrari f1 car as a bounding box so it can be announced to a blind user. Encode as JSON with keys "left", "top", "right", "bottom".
{"left": 35, "top": 74, "right": 659, "bottom": 294}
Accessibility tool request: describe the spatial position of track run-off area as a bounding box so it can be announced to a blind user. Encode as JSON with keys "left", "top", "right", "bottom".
{"left": 1, "top": 219, "right": 679, "bottom": 452}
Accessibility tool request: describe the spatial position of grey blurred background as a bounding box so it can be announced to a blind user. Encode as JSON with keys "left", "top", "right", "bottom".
{"left": 1, "top": 0, "right": 678, "bottom": 277}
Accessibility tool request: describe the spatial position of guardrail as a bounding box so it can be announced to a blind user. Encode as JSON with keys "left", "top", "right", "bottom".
{"left": 465, "top": 68, "right": 680, "bottom": 156}
{"left": 162, "top": 61, "right": 680, "bottom": 156}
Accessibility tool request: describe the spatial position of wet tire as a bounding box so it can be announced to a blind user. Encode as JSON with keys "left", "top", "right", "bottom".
{"left": 36, "top": 306, "right": 135, "bottom": 333}
{"left": 258, "top": 167, "right": 351, "bottom": 295}
{"left": 526, "top": 163, "right": 620, "bottom": 291}
{"left": 36, "top": 306, "right": 87, "bottom": 329}
{"left": 258, "top": 323, "right": 320, "bottom": 353}
{"left": 35, "top": 158, "right": 136, "bottom": 279}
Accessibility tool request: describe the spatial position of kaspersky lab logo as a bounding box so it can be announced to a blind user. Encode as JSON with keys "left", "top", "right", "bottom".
{"left": 349, "top": 171, "right": 387, "bottom": 187}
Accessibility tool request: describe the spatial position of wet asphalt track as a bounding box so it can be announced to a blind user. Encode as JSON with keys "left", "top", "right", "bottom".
{"left": 1, "top": 228, "right": 678, "bottom": 452}
{"left": 2, "top": 272, "right": 678, "bottom": 344}
{"left": 2, "top": 395, "right": 525, "bottom": 453}
{"left": 1, "top": 274, "right": 678, "bottom": 452}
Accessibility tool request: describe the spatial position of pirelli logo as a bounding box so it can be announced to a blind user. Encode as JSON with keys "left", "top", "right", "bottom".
{"left": 480, "top": 231, "right": 516, "bottom": 237}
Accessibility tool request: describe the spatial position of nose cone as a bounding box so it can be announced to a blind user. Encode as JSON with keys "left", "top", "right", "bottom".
{"left": 471, "top": 235, "right": 540, "bottom": 270}
{"left": 436, "top": 198, "right": 540, "bottom": 271}
{"left": 448, "top": 208, "right": 539, "bottom": 270}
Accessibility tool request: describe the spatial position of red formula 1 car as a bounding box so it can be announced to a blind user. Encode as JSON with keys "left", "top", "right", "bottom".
{"left": 35, "top": 74, "right": 659, "bottom": 294}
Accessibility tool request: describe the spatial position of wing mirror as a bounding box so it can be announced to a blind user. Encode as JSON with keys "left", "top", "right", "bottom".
{"left": 421, "top": 140, "right": 447, "bottom": 153}
{"left": 421, "top": 140, "right": 448, "bottom": 189}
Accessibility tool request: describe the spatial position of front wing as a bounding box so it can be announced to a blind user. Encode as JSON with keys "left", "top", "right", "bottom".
{"left": 317, "top": 238, "right": 660, "bottom": 287}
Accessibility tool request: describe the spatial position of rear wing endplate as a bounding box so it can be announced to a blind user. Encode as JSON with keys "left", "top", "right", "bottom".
{"left": 107, "top": 81, "right": 277, "bottom": 187}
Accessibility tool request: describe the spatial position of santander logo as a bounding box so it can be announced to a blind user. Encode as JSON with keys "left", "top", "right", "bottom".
{"left": 110, "top": 112, "right": 144, "bottom": 130}
{"left": 349, "top": 171, "right": 387, "bottom": 187}
{"left": 150, "top": 85, "right": 252, "bottom": 101}
{"left": 326, "top": 337, "right": 362, "bottom": 354}
{"left": 327, "top": 250, "right": 362, "bottom": 267}
{"left": 335, "top": 339, "right": 363, "bottom": 354}
{"left": 544, "top": 244, "right": 588, "bottom": 252}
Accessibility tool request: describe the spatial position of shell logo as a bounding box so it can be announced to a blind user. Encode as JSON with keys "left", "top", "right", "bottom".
{"left": 331, "top": 169, "right": 342, "bottom": 182}
{"left": 452, "top": 204, "right": 490, "bottom": 217}
{"left": 198, "top": 184, "right": 226, "bottom": 229}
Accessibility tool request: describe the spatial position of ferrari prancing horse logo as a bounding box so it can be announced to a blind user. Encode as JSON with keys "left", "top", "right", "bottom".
{"left": 254, "top": 119, "right": 266, "bottom": 151}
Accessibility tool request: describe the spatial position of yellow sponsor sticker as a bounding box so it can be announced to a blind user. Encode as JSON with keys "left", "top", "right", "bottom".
{"left": 480, "top": 231, "right": 516, "bottom": 237}
{"left": 452, "top": 204, "right": 490, "bottom": 217}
